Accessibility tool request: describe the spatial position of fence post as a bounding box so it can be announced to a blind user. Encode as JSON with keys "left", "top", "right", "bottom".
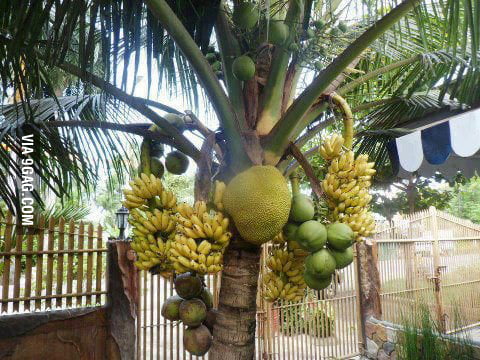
{"left": 106, "top": 239, "right": 138, "bottom": 359}
{"left": 355, "top": 240, "right": 382, "bottom": 351}
{"left": 430, "top": 206, "right": 446, "bottom": 333}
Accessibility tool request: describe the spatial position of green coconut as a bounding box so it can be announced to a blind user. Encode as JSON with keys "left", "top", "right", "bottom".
{"left": 150, "top": 157, "right": 165, "bottom": 178}
{"left": 283, "top": 222, "right": 299, "bottom": 241}
{"left": 204, "top": 308, "right": 219, "bottom": 333}
{"left": 327, "top": 223, "right": 354, "bottom": 250}
{"left": 184, "top": 325, "right": 213, "bottom": 356}
{"left": 294, "top": 220, "right": 327, "bottom": 252}
{"left": 329, "top": 246, "right": 354, "bottom": 269}
{"left": 289, "top": 194, "right": 315, "bottom": 223}
{"left": 174, "top": 273, "right": 203, "bottom": 299}
{"left": 199, "top": 287, "right": 214, "bottom": 310}
{"left": 232, "top": 55, "right": 256, "bottom": 81}
{"left": 165, "top": 151, "right": 190, "bottom": 175}
{"left": 304, "top": 271, "right": 332, "bottom": 291}
{"left": 268, "top": 21, "right": 289, "bottom": 45}
{"left": 161, "top": 295, "right": 183, "bottom": 321}
{"left": 233, "top": 2, "right": 259, "bottom": 29}
{"left": 305, "top": 248, "right": 336, "bottom": 279}
{"left": 179, "top": 298, "right": 207, "bottom": 327}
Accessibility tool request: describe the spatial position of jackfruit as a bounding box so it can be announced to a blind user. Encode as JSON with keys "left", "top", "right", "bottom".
{"left": 223, "top": 166, "right": 291, "bottom": 245}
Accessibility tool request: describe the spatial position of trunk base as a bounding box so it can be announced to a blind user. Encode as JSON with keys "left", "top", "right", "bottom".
{"left": 210, "top": 244, "right": 260, "bottom": 360}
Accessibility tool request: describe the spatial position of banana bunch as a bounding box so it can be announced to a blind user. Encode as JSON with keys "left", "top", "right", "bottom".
{"left": 319, "top": 134, "right": 344, "bottom": 160}
{"left": 122, "top": 173, "right": 176, "bottom": 210}
{"left": 130, "top": 233, "right": 172, "bottom": 271}
{"left": 129, "top": 208, "right": 176, "bottom": 236}
{"left": 168, "top": 201, "right": 231, "bottom": 275}
{"left": 213, "top": 180, "right": 226, "bottom": 211}
{"left": 263, "top": 249, "right": 306, "bottom": 303}
{"left": 320, "top": 134, "right": 376, "bottom": 241}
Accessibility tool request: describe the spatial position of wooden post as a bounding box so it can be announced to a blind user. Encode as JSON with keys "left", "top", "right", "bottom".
{"left": 430, "top": 206, "right": 446, "bottom": 333}
{"left": 355, "top": 240, "right": 382, "bottom": 349}
{"left": 106, "top": 239, "right": 137, "bottom": 360}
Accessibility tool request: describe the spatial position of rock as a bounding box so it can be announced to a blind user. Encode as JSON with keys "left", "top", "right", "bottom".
{"left": 366, "top": 337, "right": 379, "bottom": 358}
{"left": 383, "top": 341, "right": 395, "bottom": 355}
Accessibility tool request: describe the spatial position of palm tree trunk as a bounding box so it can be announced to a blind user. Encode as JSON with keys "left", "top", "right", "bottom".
{"left": 210, "top": 241, "right": 261, "bottom": 360}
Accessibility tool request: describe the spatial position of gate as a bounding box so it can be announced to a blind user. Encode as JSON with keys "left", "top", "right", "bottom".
{"left": 136, "top": 246, "right": 362, "bottom": 359}
{"left": 374, "top": 206, "right": 480, "bottom": 333}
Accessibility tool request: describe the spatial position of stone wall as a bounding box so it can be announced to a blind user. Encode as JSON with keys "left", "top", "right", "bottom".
{"left": 364, "top": 318, "right": 398, "bottom": 359}
{"left": 363, "top": 317, "right": 480, "bottom": 360}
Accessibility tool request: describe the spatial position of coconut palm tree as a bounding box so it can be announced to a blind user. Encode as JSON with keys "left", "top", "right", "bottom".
{"left": 1, "top": 0, "right": 478, "bottom": 357}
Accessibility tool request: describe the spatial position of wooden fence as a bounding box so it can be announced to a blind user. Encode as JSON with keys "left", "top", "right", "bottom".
{"left": 0, "top": 211, "right": 107, "bottom": 313}
{"left": 374, "top": 207, "right": 480, "bottom": 333}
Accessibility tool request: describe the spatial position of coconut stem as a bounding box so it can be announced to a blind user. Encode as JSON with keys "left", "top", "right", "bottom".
{"left": 290, "top": 171, "right": 301, "bottom": 196}
{"left": 330, "top": 94, "right": 354, "bottom": 150}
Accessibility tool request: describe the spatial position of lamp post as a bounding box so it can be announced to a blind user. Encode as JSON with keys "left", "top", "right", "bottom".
{"left": 115, "top": 206, "right": 129, "bottom": 241}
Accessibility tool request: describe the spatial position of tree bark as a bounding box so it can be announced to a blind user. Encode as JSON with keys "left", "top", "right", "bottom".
{"left": 210, "top": 241, "right": 261, "bottom": 360}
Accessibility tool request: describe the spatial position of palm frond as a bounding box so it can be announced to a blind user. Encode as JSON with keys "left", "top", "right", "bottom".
{"left": 0, "top": 94, "right": 141, "bottom": 212}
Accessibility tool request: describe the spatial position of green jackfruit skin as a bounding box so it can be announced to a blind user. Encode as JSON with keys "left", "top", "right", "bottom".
{"left": 223, "top": 166, "right": 291, "bottom": 246}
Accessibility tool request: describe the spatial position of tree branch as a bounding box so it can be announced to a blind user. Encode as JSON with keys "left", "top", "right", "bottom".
{"left": 288, "top": 143, "right": 323, "bottom": 198}
{"left": 46, "top": 120, "right": 201, "bottom": 161}
{"left": 263, "top": 0, "right": 422, "bottom": 163}
{"left": 56, "top": 62, "right": 200, "bottom": 160}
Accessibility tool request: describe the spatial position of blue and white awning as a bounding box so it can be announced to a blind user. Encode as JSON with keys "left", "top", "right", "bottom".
{"left": 388, "top": 107, "right": 480, "bottom": 178}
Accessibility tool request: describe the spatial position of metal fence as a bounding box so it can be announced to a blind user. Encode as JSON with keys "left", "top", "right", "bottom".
{"left": 136, "top": 245, "right": 362, "bottom": 360}
{"left": 0, "top": 211, "right": 107, "bottom": 313}
{"left": 374, "top": 207, "right": 480, "bottom": 333}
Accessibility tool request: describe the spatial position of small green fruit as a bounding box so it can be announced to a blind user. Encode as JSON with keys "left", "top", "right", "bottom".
{"left": 268, "top": 21, "right": 289, "bottom": 45}
{"left": 150, "top": 157, "right": 165, "bottom": 178}
{"left": 232, "top": 55, "right": 256, "bottom": 81}
{"left": 184, "top": 325, "right": 212, "bottom": 356}
{"left": 306, "top": 28, "right": 315, "bottom": 39}
{"left": 327, "top": 222, "right": 354, "bottom": 250}
{"left": 304, "top": 270, "right": 332, "bottom": 290}
{"left": 295, "top": 220, "right": 327, "bottom": 252}
{"left": 233, "top": 2, "right": 259, "bottom": 29}
{"left": 165, "top": 151, "right": 189, "bottom": 175}
{"left": 329, "top": 246, "right": 354, "bottom": 269}
{"left": 305, "top": 249, "right": 337, "bottom": 279}
{"left": 283, "top": 222, "right": 299, "bottom": 241}
{"left": 314, "top": 61, "right": 323, "bottom": 71}
{"left": 199, "top": 287, "right": 214, "bottom": 310}
{"left": 330, "top": 27, "right": 340, "bottom": 36}
{"left": 161, "top": 295, "right": 183, "bottom": 321}
{"left": 179, "top": 298, "right": 207, "bottom": 327}
{"left": 174, "top": 273, "right": 203, "bottom": 299}
{"left": 289, "top": 194, "right": 315, "bottom": 222}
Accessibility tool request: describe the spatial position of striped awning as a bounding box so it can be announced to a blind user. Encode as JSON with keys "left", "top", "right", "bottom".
{"left": 388, "top": 107, "right": 480, "bottom": 179}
